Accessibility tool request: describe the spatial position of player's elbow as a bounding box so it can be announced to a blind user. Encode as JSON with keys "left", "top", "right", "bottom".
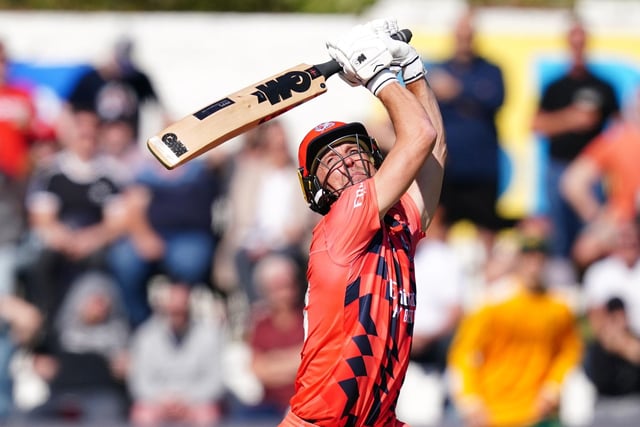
{"left": 415, "top": 117, "right": 438, "bottom": 157}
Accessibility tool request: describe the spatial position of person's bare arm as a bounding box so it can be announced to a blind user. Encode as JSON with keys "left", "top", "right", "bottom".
{"left": 28, "top": 194, "right": 74, "bottom": 252}
{"left": 373, "top": 82, "right": 437, "bottom": 220}
{"left": 0, "top": 295, "right": 43, "bottom": 346}
{"left": 405, "top": 78, "right": 447, "bottom": 230}
{"left": 532, "top": 105, "right": 601, "bottom": 137}
{"left": 560, "top": 156, "right": 602, "bottom": 223}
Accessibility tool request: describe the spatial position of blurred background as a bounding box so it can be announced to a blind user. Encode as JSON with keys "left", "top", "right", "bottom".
{"left": 1, "top": 0, "right": 640, "bottom": 426}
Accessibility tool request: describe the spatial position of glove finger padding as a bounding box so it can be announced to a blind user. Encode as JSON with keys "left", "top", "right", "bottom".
{"left": 364, "top": 19, "right": 427, "bottom": 85}
{"left": 365, "top": 17, "right": 399, "bottom": 38}
{"left": 380, "top": 37, "right": 416, "bottom": 66}
{"left": 380, "top": 37, "right": 426, "bottom": 84}
{"left": 326, "top": 25, "right": 395, "bottom": 94}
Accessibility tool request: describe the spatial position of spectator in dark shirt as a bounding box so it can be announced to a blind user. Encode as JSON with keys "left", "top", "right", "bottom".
{"left": 532, "top": 16, "right": 619, "bottom": 269}
{"left": 429, "top": 9, "right": 511, "bottom": 250}
{"left": 19, "top": 107, "right": 121, "bottom": 334}
{"left": 67, "top": 37, "right": 167, "bottom": 140}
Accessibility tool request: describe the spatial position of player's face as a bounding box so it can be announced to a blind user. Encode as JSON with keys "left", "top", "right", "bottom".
{"left": 315, "top": 141, "right": 375, "bottom": 196}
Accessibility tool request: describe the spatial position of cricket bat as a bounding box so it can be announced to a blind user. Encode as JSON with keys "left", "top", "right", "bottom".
{"left": 147, "top": 29, "right": 412, "bottom": 169}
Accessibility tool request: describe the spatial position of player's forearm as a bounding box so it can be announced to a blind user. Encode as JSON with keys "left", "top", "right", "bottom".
{"left": 407, "top": 78, "right": 446, "bottom": 157}
{"left": 378, "top": 82, "right": 435, "bottom": 150}
{"left": 373, "top": 82, "right": 437, "bottom": 214}
{"left": 406, "top": 77, "right": 447, "bottom": 228}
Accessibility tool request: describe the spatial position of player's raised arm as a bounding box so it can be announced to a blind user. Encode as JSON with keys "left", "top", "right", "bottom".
{"left": 404, "top": 73, "right": 447, "bottom": 230}
{"left": 326, "top": 25, "right": 438, "bottom": 220}
{"left": 367, "top": 18, "right": 447, "bottom": 230}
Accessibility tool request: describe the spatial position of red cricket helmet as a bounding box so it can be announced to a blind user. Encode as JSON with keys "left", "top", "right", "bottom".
{"left": 297, "top": 121, "right": 383, "bottom": 215}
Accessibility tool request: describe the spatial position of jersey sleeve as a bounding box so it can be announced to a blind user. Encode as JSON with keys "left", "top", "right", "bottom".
{"left": 397, "top": 192, "right": 426, "bottom": 243}
{"left": 322, "top": 179, "right": 381, "bottom": 264}
{"left": 582, "top": 261, "right": 616, "bottom": 308}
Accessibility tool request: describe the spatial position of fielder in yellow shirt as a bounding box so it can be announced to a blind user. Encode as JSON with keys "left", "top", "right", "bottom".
{"left": 447, "top": 225, "right": 583, "bottom": 427}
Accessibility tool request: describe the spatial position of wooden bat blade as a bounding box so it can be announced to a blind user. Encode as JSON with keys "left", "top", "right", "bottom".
{"left": 147, "top": 63, "right": 329, "bottom": 169}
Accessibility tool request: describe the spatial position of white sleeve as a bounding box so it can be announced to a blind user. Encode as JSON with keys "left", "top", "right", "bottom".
{"left": 582, "top": 261, "right": 616, "bottom": 309}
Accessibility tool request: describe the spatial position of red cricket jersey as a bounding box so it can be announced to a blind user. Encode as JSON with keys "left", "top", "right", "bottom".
{"left": 288, "top": 178, "right": 424, "bottom": 427}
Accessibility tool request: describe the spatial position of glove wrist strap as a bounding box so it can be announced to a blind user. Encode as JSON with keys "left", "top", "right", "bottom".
{"left": 366, "top": 69, "right": 397, "bottom": 96}
{"left": 402, "top": 56, "right": 426, "bottom": 85}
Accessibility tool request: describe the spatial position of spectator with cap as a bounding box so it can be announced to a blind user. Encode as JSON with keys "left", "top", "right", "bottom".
{"left": 448, "top": 217, "right": 583, "bottom": 427}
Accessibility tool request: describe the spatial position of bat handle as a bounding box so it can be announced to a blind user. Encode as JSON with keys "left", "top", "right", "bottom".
{"left": 315, "top": 28, "right": 413, "bottom": 78}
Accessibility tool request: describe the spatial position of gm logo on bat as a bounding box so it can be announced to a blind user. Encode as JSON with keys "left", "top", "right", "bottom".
{"left": 251, "top": 70, "right": 314, "bottom": 105}
{"left": 192, "top": 67, "right": 321, "bottom": 123}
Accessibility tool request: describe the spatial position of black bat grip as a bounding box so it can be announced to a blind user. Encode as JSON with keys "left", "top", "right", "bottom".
{"left": 315, "top": 29, "right": 413, "bottom": 78}
{"left": 392, "top": 28, "right": 413, "bottom": 43}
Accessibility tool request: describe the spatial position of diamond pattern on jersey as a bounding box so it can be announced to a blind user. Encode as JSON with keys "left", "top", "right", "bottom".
{"left": 346, "top": 356, "right": 368, "bottom": 377}
{"left": 338, "top": 377, "right": 360, "bottom": 419}
{"left": 338, "top": 233, "right": 410, "bottom": 426}
{"left": 292, "top": 202, "right": 418, "bottom": 427}
{"left": 352, "top": 335, "right": 374, "bottom": 356}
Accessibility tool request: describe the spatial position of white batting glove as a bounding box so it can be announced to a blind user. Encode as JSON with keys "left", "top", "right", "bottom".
{"left": 366, "top": 18, "right": 400, "bottom": 40}
{"left": 366, "top": 17, "right": 426, "bottom": 84}
{"left": 326, "top": 25, "right": 397, "bottom": 96}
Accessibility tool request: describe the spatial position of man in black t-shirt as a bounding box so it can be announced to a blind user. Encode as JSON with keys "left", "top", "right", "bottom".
{"left": 67, "top": 38, "right": 164, "bottom": 139}
{"left": 532, "top": 17, "right": 619, "bottom": 269}
{"left": 21, "top": 107, "right": 121, "bottom": 328}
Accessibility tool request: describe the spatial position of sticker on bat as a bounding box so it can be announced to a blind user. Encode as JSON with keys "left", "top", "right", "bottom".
{"left": 194, "top": 97, "right": 236, "bottom": 120}
{"left": 251, "top": 70, "right": 314, "bottom": 105}
{"left": 161, "top": 133, "right": 188, "bottom": 157}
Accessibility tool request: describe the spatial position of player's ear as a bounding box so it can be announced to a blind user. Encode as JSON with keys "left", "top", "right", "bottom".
{"left": 297, "top": 168, "right": 333, "bottom": 215}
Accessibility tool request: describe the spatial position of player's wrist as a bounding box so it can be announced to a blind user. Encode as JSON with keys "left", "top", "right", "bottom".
{"left": 366, "top": 69, "right": 397, "bottom": 96}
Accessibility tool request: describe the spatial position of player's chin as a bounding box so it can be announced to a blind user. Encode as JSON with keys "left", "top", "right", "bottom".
{"left": 351, "top": 173, "right": 370, "bottom": 184}
{"left": 339, "top": 175, "right": 368, "bottom": 192}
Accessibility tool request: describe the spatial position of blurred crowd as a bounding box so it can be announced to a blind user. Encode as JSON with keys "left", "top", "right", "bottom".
{"left": 1, "top": 7, "right": 640, "bottom": 427}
